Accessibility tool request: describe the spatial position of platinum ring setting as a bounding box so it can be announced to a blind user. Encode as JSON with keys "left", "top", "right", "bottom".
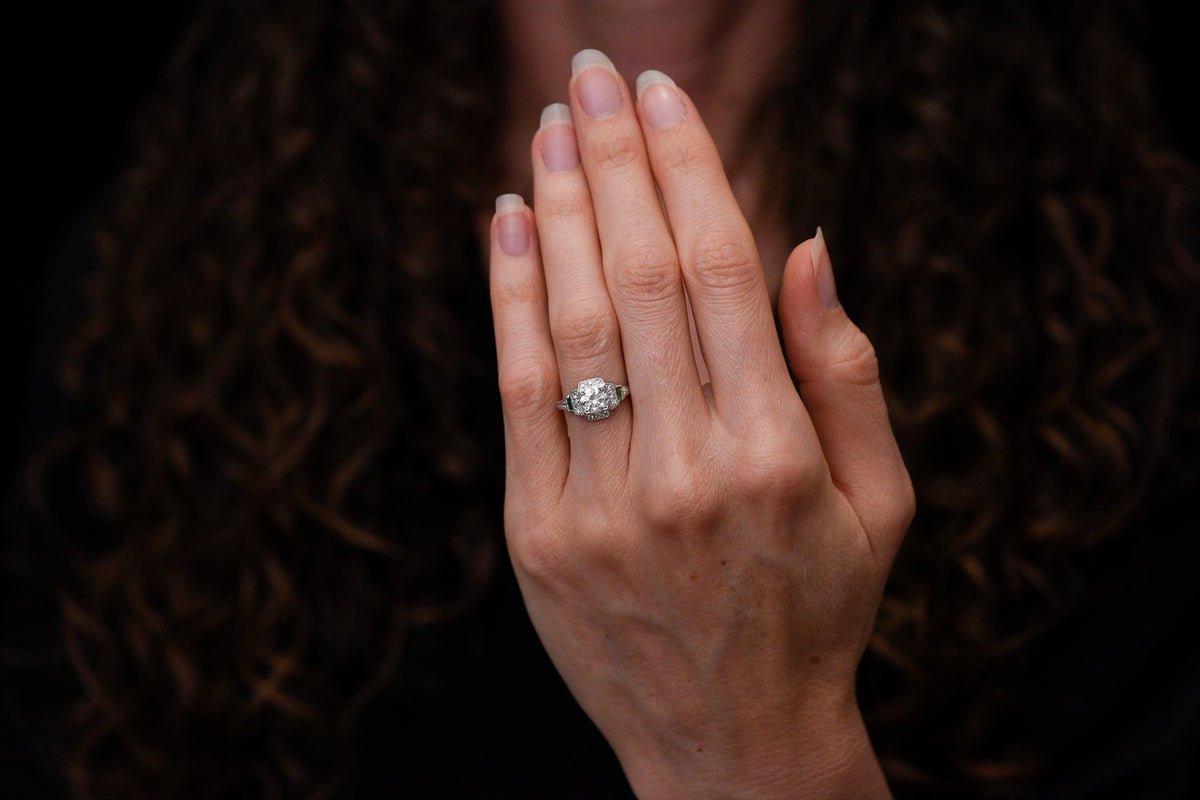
{"left": 557, "top": 377, "right": 630, "bottom": 421}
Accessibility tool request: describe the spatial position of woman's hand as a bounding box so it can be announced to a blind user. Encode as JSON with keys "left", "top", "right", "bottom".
{"left": 489, "top": 50, "right": 913, "bottom": 799}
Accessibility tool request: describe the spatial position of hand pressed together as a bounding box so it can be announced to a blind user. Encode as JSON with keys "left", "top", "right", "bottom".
{"left": 489, "top": 49, "right": 914, "bottom": 799}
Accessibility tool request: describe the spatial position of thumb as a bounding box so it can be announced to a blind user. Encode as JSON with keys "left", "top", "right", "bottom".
{"left": 778, "top": 229, "right": 913, "bottom": 560}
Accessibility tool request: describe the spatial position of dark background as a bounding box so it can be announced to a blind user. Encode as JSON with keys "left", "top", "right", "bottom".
{"left": 7, "top": 3, "right": 1200, "bottom": 489}
{"left": 10, "top": 3, "right": 200, "bottom": 485}
{"left": 2, "top": 4, "right": 1198, "bottom": 797}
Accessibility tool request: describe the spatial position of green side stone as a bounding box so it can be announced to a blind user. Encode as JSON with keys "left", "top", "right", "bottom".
{"left": 566, "top": 396, "right": 574, "bottom": 411}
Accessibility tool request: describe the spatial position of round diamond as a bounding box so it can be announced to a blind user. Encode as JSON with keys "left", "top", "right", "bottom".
{"left": 572, "top": 378, "right": 619, "bottom": 420}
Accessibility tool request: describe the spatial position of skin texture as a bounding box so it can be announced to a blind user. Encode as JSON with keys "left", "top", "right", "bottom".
{"left": 495, "top": 0, "right": 798, "bottom": 301}
{"left": 489, "top": 52, "right": 914, "bottom": 798}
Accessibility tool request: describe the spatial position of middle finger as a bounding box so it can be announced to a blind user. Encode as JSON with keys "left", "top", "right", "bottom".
{"left": 569, "top": 49, "right": 704, "bottom": 434}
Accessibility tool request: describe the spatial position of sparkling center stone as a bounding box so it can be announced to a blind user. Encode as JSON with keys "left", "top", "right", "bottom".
{"left": 573, "top": 378, "right": 618, "bottom": 418}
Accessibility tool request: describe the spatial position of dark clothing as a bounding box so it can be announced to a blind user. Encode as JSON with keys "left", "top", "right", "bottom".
{"left": 3, "top": 204, "right": 1197, "bottom": 799}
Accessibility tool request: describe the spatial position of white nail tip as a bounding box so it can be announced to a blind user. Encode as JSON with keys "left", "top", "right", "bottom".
{"left": 540, "top": 103, "right": 573, "bottom": 129}
{"left": 636, "top": 70, "right": 676, "bottom": 99}
{"left": 496, "top": 193, "right": 525, "bottom": 215}
{"left": 571, "top": 48, "right": 615, "bottom": 77}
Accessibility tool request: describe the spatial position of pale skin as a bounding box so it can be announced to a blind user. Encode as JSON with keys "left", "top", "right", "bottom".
{"left": 488, "top": 4, "right": 915, "bottom": 798}
{"left": 493, "top": 0, "right": 799, "bottom": 295}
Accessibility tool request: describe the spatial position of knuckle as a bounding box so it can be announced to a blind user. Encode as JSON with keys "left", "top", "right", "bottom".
{"left": 733, "top": 437, "right": 825, "bottom": 502}
{"left": 493, "top": 271, "right": 542, "bottom": 310}
{"left": 508, "top": 527, "right": 569, "bottom": 586}
{"left": 687, "top": 231, "right": 759, "bottom": 292}
{"left": 573, "top": 521, "right": 638, "bottom": 574}
{"left": 639, "top": 468, "right": 716, "bottom": 532}
{"left": 586, "top": 132, "right": 643, "bottom": 171}
{"left": 538, "top": 193, "right": 591, "bottom": 223}
{"left": 498, "top": 354, "right": 559, "bottom": 417}
{"left": 552, "top": 301, "right": 620, "bottom": 362}
{"left": 829, "top": 328, "right": 882, "bottom": 388}
{"left": 610, "top": 242, "right": 679, "bottom": 304}
{"left": 661, "top": 139, "right": 702, "bottom": 174}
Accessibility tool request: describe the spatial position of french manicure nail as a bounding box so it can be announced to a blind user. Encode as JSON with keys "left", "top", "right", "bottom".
{"left": 571, "top": 49, "right": 622, "bottom": 119}
{"left": 812, "top": 227, "right": 839, "bottom": 310}
{"left": 496, "top": 194, "right": 529, "bottom": 257}
{"left": 636, "top": 70, "right": 685, "bottom": 129}
{"left": 539, "top": 103, "right": 580, "bottom": 172}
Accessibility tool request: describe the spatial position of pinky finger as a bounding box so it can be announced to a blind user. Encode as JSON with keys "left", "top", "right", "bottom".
{"left": 490, "top": 193, "right": 569, "bottom": 504}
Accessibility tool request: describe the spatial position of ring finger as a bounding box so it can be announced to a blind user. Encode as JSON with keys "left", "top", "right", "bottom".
{"left": 533, "top": 102, "right": 631, "bottom": 480}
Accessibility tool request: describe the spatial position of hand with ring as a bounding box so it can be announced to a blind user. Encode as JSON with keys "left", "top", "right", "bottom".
{"left": 489, "top": 50, "right": 915, "bottom": 798}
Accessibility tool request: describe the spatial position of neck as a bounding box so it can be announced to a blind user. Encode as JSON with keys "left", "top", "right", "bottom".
{"left": 497, "top": 0, "right": 798, "bottom": 196}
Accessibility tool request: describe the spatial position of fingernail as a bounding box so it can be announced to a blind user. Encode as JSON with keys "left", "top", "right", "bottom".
{"left": 571, "top": 49, "right": 622, "bottom": 119}
{"left": 812, "top": 227, "right": 839, "bottom": 310}
{"left": 539, "top": 103, "right": 579, "bottom": 172}
{"left": 496, "top": 194, "right": 529, "bottom": 257}
{"left": 636, "top": 70, "right": 684, "bottom": 129}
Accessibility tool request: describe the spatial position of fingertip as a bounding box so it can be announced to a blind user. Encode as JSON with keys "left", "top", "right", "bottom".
{"left": 779, "top": 238, "right": 817, "bottom": 312}
{"left": 540, "top": 102, "right": 573, "bottom": 129}
{"left": 780, "top": 230, "right": 841, "bottom": 319}
{"left": 778, "top": 232, "right": 848, "bottom": 378}
{"left": 571, "top": 48, "right": 616, "bottom": 78}
{"left": 537, "top": 104, "right": 581, "bottom": 173}
{"left": 811, "top": 227, "right": 839, "bottom": 310}
{"left": 496, "top": 192, "right": 526, "bottom": 216}
{"left": 787, "top": 238, "right": 816, "bottom": 276}
{"left": 571, "top": 49, "right": 624, "bottom": 120}
{"left": 635, "top": 69, "right": 676, "bottom": 99}
{"left": 495, "top": 193, "right": 530, "bottom": 258}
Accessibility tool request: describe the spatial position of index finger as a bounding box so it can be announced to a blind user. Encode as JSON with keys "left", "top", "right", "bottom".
{"left": 635, "top": 71, "right": 795, "bottom": 421}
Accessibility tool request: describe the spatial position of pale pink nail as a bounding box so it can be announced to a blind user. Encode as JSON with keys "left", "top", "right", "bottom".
{"left": 812, "top": 227, "right": 839, "bottom": 310}
{"left": 539, "top": 103, "right": 579, "bottom": 172}
{"left": 496, "top": 194, "right": 529, "bottom": 257}
{"left": 572, "top": 49, "right": 622, "bottom": 119}
{"left": 636, "top": 70, "right": 685, "bottom": 129}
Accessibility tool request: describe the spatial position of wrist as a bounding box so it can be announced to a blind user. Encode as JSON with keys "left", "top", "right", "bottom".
{"left": 622, "top": 686, "right": 891, "bottom": 800}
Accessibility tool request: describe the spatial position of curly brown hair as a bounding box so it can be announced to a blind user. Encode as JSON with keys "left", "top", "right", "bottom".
{"left": 19, "top": 0, "right": 1199, "bottom": 797}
